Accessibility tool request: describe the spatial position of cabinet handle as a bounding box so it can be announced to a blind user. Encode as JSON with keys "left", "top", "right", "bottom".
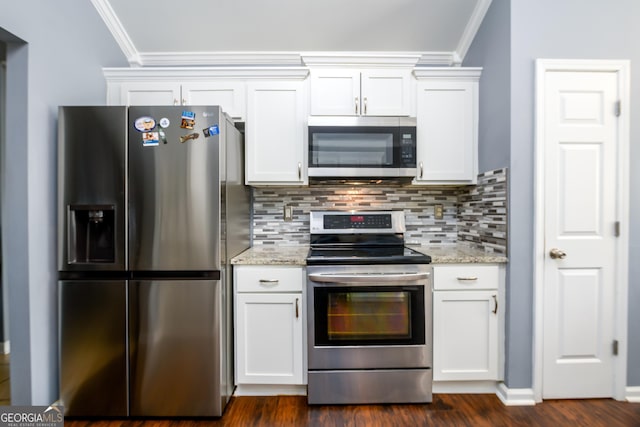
{"left": 419, "top": 162, "right": 424, "bottom": 178}
{"left": 295, "top": 298, "right": 299, "bottom": 318}
{"left": 364, "top": 97, "right": 367, "bottom": 115}
{"left": 298, "top": 162, "right": 302, "bottom": 180}
{"left": 457, "top": 276, "right": 478, "bottom": 281}
{"left": 492, "top": 294, "right": 498, "bottom": 315}
{"left": 355, "top": 96, "right": 359, "bottom": 115}
{"left": 182, "top": 98, "right": 186, "bottom": 105}
{"left": 259, "top": 279, "right": 279, "bottom": 286}
{"left": 173, "top": 99, "right": 179, "bottom": 106}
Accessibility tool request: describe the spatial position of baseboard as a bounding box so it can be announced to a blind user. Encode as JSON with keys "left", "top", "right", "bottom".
{"left": 626, "top": 386, "right": 640, "bottom": 403}
{"left": 432, "top": 381, "right": 498, "bottom": 394}
{"left": 1, "top": 341, "right": 9, "bottom": 354}
{"left": 496, "top": 382, "right": 536, "bottom": 406}
{"left": 234, "top": 384, "right": 307, "bottom": 396}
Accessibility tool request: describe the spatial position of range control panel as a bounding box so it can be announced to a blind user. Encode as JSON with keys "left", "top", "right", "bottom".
{"left": 310, "top": 211, "right": 405, "bottom": 234}
{"left": 324, "top": 214, "right": 392, "bottom": 229}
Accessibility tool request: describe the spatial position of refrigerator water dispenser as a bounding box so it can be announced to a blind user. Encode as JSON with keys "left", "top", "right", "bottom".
{"left": 68, "top": 205, "right": 116, "bottom": 263}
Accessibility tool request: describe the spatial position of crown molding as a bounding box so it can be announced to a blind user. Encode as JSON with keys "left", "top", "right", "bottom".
{"left": 416, "top": 52, "right": 459, "bottom": 67}
{"left": 138, "top": 52, "right": 304, "bottom": 67}
{"left": 91, "top": 0, "right": 141, "bottom": 66}
{"left": 455, "top": 0, "right": 493, "bottom": 63}
{"left": 301, "top": 52, "right": 423, "bottom": 68}
{"left": 103, "top": 66, "right": 310, "bottom": 81}
{"left": 413, "top": 67, "right": 482, "bottom": 80}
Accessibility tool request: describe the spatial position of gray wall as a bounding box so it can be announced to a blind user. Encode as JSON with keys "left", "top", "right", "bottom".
{"left": 0, "top": 1, "right": 127, "bottom": 404}
{"left": 466, "top": 0, "right": 640, "bottom": 389}
{"left": 463, "top": 0, "right": 510, "bottom": 174}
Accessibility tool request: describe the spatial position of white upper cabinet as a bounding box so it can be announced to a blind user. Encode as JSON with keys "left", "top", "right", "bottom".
{"left": 182, "top": 82, "right": 246, "bottom": 119}
{"left": 104, "top": 69, "right": 248, "bottom": 120}
{"left": 245, "top": 80, "right": 308, "bottom": 185}
{"left": 413, "top": 68, "right": 481, "bottom": 184}
{"left": 310, "top": 69, "right": 412, "bottom": 116}
{"left": 118, "top": 82, "right": 181, "bottom": 106}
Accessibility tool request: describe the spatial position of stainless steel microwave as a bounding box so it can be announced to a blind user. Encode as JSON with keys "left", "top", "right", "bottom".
{"left": 308, "top": 116, "right": 417, "bottom": 178}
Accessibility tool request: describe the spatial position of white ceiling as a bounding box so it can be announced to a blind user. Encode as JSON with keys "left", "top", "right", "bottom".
{"left": 92, "top": 0, "right": 492, "bottom": 67}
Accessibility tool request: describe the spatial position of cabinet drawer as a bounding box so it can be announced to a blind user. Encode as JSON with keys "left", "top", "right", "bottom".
{"left": 236, "top": 266, "right": 303, "bottom": 292}
{"left": 433, "top": 265, "right": 499, "bottom": 290}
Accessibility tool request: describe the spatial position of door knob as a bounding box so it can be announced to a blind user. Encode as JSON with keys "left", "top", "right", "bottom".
{"left": 549, "top": 248, "right": 567, "bottom": 259}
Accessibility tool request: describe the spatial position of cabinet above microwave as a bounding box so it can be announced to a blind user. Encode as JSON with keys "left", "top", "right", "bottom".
{"left": 308, "top": 116, "right": 417, "bottom": 179}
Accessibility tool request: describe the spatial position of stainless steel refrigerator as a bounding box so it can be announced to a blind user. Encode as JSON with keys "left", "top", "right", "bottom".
{"left": 57, "top": 105, "right": 249, "bottom": 417}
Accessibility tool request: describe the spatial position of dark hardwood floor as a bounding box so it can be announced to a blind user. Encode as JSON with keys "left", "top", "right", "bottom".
{"left": 65, "top": 394, "right": 640, "bottom": 427}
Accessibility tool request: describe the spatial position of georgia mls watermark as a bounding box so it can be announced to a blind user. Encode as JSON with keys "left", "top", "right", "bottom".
{"left": 0, "top": 406, "right": 63, "bottom": 427}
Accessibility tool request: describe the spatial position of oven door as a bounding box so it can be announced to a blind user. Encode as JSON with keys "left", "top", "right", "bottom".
{"left": 307, "top": 264, "right": 432, "bottom": 370}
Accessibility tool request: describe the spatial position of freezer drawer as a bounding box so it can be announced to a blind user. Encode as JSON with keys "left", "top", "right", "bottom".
{"left": 59, "top": 280, "right": 128, "bottom": 416}
{"left": 129, "top": 279, "right": 226, "bottom": 416}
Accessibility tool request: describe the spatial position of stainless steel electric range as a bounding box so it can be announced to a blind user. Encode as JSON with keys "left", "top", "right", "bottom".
{"left": 306, "top": 210, "right": 433, "bottom": 405}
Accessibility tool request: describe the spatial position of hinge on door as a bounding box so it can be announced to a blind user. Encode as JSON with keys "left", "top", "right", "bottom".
{"left": 614, "top": 100, "right": 621, "bottom": 117}
{"left": 614, "top": 221, "right": 621, "bottom": 237}
{"left": 613, "top": 340, "right": 619, "bottom": 356}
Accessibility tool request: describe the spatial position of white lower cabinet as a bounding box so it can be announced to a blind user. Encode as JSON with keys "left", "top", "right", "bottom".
{"left": 234, "top": 266, "right": 305, "bottom": 390}
{"left": 432, "top": 264, "right": 503, "bottom": 382}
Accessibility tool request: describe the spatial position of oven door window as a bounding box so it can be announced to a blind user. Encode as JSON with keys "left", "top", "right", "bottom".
{"left": 314, "top": 285, "right": 425, "bottom": 346}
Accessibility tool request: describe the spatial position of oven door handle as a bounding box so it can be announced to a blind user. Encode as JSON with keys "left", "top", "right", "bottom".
{"left": 308, "top": 272, "right": 429, "bottom": 283}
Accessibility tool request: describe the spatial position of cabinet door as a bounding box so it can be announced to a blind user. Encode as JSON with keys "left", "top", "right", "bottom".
{"left": 246, "top": 81, "right": 307, "bottom": 184}
{"left": 182, "top": 82, "right": 246, "bottom": 120}
{"left": 415, "top": 81, "right": 477, "bottom": 183}
{"left": 361, "top": 69, "right": 411, "bottom": 116}
{"left": 235, "top": 293, "right": 304, "bottom": 384}
{"left": 309, "top": 69, "right": 360, "bottom": 116}
{"left": 433, "top": 290, "right": 499, "bottom": 381}
{"left": 119, "top": 82, "right": 181, "bottom": 106}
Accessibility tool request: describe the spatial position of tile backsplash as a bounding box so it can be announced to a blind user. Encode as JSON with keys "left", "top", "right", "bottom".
{"left": 252, "top": 168, "right": 508, "bottom": 255}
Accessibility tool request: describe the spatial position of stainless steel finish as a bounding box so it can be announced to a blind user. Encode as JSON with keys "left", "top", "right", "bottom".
{"left": 309, "top": 210, "right": 405, "bottom": 235}
{"left": 420, "top": 161, "right": 424, "bottom": 178}
{"left": 457, "top": 276, "right": 478, "bottom": 281}
{"left": 308, "top": 272, "right": 429, "bottom": 283}
{"left": 308, "top": 116, "right": 417, "bottom": 127}
{"left": 129, "top": 280, "right": 222, "bottom": 416}
{"left": 298, "top": 162, "right": 302, "bottom": 179}
{"left": 259, "top": 279, "right": 279, "bottom": 286}
{"left": 128, "top": 106, "right": 223, "bottom": 272}
{"left": 364, "top": 97, "right": 368, "bottom": 115}
{"left": 58, "top": 105, "right": 249, "bottom": 417}
{"left": 307, "top": 263, "right": 432, "bottom": 371}
{"left": 307, "top": 370, "right": 432, "bottom": 405}
{"left": 355, "top": 96, "right": 358, "bottom": 114}
{"left": 308, "top": 166, "right": 416, "bottom": 178}
{"left": 58, "top": 106, "right": 127, "bottom": 271}
{"left": 493, "top": 294, "right": 498, "bottom": 314}
{"left": 59, "top": 280, "right": 128, "bottom": 416}
{"left": 549, "top": 248, "right": 567, "bottom": 259}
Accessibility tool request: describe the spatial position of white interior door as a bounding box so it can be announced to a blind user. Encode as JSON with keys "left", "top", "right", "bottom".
{"left": 541, "top": 68, "right": 621, "bottom": 399}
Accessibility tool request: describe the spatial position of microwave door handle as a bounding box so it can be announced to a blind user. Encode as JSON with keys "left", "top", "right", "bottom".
{"left": 308, "top": 272, "right": 429, "bottom": 283}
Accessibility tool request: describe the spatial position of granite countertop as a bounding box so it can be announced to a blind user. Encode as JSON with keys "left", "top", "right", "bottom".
{"left": 231, "top": 244, "right": 507, "bottom": 266}
{"left": 410, "top": 245, "right": 508, "bottom": 264}
{"left": 231, "top": 245, "right": 310, "bottom": 266}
